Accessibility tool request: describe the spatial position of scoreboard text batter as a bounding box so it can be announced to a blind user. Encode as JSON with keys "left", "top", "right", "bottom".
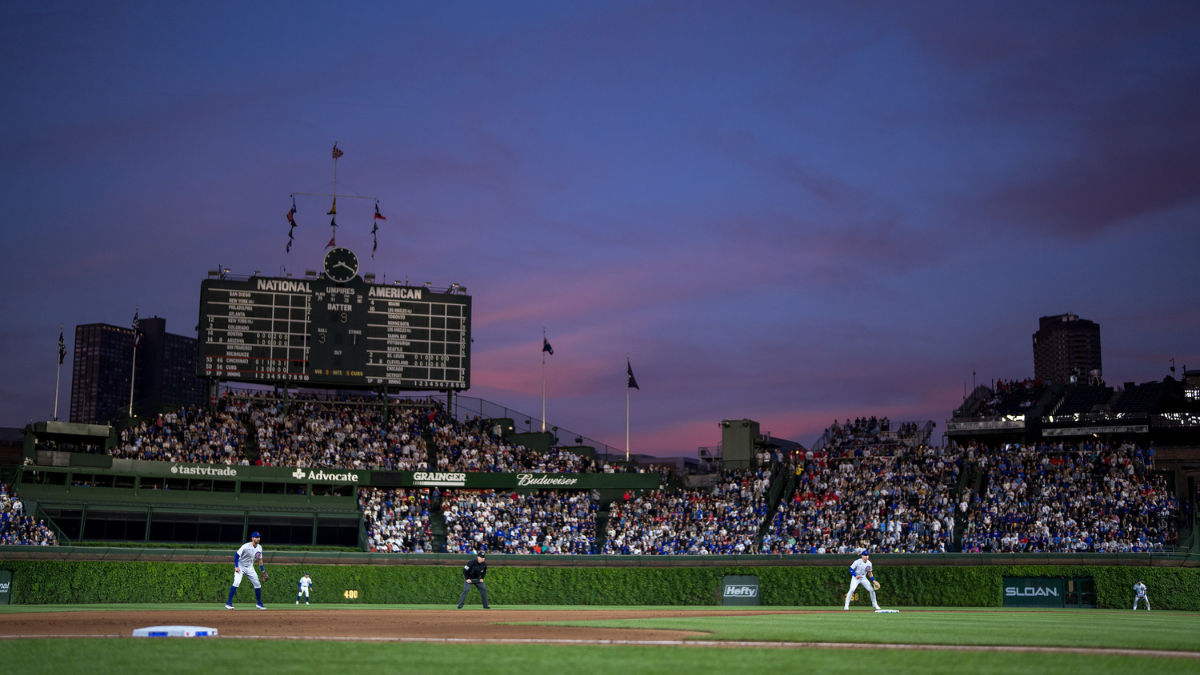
{"left": 198, "top": 276, "right": 470, "bottom": 390}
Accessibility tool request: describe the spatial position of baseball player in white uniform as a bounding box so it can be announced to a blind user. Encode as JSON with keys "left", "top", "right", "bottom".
{"left": 844, "top": 550, "right": 881, "bottom": 610}
{"left": 1133, "top": 579, "right": 1150, "bottom": 611}
{"left": 297, "top": 573, "right": 314, "bottom": 605}
{"left": 226, "top": 532, "right": 267, "bottom": 610}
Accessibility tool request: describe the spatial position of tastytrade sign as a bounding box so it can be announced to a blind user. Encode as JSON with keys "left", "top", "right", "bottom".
{"left": 170, "top": 465, "right": 239, "bottom": 476}
{"left": 412, "top": 471, "right": 467, "bottom": 487}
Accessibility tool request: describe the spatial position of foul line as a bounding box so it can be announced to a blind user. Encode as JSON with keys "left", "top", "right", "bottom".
{"left": 2, "top": 634, "right": 1197, "bottom": 659}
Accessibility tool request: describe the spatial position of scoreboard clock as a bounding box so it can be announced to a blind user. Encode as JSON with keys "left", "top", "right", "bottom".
{"left": 197, "top": 254, "right": 470, "bottom": 391}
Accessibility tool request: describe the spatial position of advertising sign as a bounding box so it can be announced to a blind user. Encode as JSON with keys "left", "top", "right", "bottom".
{"left": 722, "top": 575, "right": 760, "bottom": 606}
{"left": 1002, "top": 577, "right": 1065, "bottom": 608}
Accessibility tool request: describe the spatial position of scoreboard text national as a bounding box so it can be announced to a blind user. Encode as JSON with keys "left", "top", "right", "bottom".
{"left": 197, "top": 269, "right": 471, "bottom": 391}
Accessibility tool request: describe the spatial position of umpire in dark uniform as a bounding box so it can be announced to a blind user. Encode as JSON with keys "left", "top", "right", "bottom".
{"left": 457, "top": 553, "right": 490, "bottom": 609}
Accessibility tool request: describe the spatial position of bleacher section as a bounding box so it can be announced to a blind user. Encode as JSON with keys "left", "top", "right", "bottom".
{"left": 1112, "top": 381, "right": 1166, "bottom": 414}
{"left": 1051, "top": 385, "right": 1114, "bottom": 416}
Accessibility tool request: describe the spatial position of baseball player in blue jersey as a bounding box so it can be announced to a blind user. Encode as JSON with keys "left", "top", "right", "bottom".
{"left": 297, "top": 573, "right": 314, "bottom": 605}
{"left": 1133, "top": 579, "right": 1150, "bottom": 611}
{"left": 226, "top": 532, "right": 267, "bottom": 610}
{"left": 844, "top": 550, "right": 881, "bottom": 610}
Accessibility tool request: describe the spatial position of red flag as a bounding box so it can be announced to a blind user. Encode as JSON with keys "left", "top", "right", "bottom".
{"left": 325, "top": 234, "right": 336, "bottom": 249}
{"left": 287, "top": 206, "right": 296, "bottom": 225}
{"left": 374, "top": 203, "right": 386, "bottom": 220}
{"left": 332, "top": 143, "right": 344, "bottom": 159}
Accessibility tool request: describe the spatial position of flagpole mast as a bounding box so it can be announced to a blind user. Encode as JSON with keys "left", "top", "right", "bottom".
{"left": 626, "top": 355, "right": 630, "bottom": 462}
{"left": 541, "top": 327, "right": 546, "bottom": 432}
{"left": 128, "top": 306, "right": 138, "bottom": 419}
{"left": 54, "top": 324, "right": 63, "bottom": 421}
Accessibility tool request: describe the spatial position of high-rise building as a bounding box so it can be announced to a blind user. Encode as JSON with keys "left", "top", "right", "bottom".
{"left": 69, "top": 317, "right": 207, "bottom": 424}
{"left": 1032, "top": 313, "right": 1102, "bottom": 385}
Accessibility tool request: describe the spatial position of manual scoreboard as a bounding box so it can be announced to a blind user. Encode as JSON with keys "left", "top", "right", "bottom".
{"left": 198, "top": 256, "right": 470, "bottom": 390}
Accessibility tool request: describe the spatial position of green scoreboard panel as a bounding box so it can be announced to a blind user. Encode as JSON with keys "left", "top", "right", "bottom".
{"left": 198, "top": 273, "right": 470, "bottom": 390}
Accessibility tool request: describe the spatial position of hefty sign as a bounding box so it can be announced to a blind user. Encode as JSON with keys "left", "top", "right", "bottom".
{"left": 721, "top": 575, "right": 760, "bottom": 606}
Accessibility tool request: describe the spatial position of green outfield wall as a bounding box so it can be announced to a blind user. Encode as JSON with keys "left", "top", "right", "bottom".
{"left": 1, "top": 550, "right": 1196, "bottom": 609}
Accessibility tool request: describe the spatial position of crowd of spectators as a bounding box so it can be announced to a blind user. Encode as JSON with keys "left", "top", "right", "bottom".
{"left": 763, "top": 446, "right": 961, "bottom": 554}
{"left": 816, "top": 417, "right": 930, "bottom": 455}
{"left": 0, "top": 483, "right": 58, "bottom": 546}
{"left": 360, "top": 487, "right": 434, "bottom": 553}
{"left": 111, "top": 407, "right": 248, "bottom": 465}
{"left": 602, "top": 469, "right": 771, "bottom": 555}
{"left": 247, "top": 398, "right": 428, "bottom": 470}
{"left": 432, "top": 415, "right": 640, "bottom": 474}
{"left": 960, "top": 443, "right": 1178, "bottom": 553}
{"left": 443, "top": 489, "right": 597, "bottom": 554}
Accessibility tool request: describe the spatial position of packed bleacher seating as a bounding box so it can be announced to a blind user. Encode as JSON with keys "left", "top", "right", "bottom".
{"left": 601, "top": 469, "right": 771, "bottom": 554}
{"left": 815, "top": 417, "right": 933, "bottom": 455}
{"left": 360, "top": 487, "right": 434, "bottom": 553}
{"left": 432, "top": 415, "right": 638, "bottom": 474}
{"left": 247, "top": 398, "right": 428, "bottom": 470}
{"left": 442, "top": 489, "right": 597, "bottom": 554}
{"left": 960, "top": 442, "right": 1178, "bottom": 553}
{"left": 112, "top": 407, "right": 248, "bottom": 464}
{"left": 1, "top": 483, "right": 59, "bottom": 546}
{"left": 763, "top": 446, "right": 961, "bottom": 554}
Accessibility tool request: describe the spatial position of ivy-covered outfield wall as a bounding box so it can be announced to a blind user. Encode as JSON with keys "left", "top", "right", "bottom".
{"left": 2, "top": 561, "right": 1197, "bottom": 610}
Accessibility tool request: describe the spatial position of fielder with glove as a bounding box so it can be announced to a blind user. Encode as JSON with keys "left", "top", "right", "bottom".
{"left": 844, "top": 550, "right": 881, "bottom": 610}
{"left": 226, "top": 532, "right": 267, "bottom": 610}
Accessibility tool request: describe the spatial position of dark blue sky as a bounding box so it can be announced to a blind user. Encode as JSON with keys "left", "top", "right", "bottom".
{"left": 2, "top": 1, "right": 1198, "bottom": 453}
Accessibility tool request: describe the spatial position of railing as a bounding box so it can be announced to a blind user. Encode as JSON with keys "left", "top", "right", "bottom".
{"left": 450, "top": 395, "right": 629, "bottom": 462}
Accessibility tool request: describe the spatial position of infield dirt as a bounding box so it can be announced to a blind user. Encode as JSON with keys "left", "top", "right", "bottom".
{"left": 0, "top": 609, "right": 808, "bottom": 640}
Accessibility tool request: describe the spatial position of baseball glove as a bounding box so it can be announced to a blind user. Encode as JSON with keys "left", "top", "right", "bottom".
{"left": 261, "top": 571, "right": 270, "bottom": 582}
{"left": 872, "top": 580, "right": 880, "bottom": 590}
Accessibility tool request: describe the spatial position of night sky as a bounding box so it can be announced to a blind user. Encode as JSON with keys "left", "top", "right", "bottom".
{"left": 3, "top": 2, "right": 1198, "bottom": 454}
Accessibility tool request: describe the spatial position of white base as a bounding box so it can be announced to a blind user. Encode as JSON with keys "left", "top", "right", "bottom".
{"left": 133, "top": 625, "right": 218, "bottom": 637}
{"left": 874, "top": 609, "right": 899, "bottom": 613}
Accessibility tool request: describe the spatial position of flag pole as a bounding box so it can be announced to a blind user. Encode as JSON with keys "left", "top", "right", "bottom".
{"left": 625, "top": 355, "right": 630, "bottom": 462}
{"left": 54, "top": 324, "right": 63, "bottom": 421}
{"left": 541, "top": 327, "right": 546, "bottom": 432}
{"left": 128, "top": 307, "right": 138, "bottom": 419}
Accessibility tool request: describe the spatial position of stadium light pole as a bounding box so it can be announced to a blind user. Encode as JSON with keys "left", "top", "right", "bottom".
{"left": 542, "top": 327, "right": 547, "bottom": 432}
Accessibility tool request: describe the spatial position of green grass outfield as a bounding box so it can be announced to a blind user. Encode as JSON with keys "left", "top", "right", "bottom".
{"left": 1, "top": 604, "right": 1197, "bottom": 675}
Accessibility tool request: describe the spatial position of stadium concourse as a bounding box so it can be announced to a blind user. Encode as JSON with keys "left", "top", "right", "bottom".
{"left": 6, "top": 390, "right": 1188, "bottom": 555}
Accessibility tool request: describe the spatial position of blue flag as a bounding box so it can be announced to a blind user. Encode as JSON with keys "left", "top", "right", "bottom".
{"left": 543, "top": 337, "right": 554, "bottom": 355}
{"left": 627, "top": 359, "right": 639, "bottom": 390}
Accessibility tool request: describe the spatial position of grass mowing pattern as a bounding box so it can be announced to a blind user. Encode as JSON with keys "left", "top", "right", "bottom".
{"left": 532, "top": 609, "right": 1200, "bottom": 652}
{"left": 1, "top": 639, "right": 1195, "bottom": 675}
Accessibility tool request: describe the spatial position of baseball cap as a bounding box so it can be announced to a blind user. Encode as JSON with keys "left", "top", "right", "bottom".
{"left": 477, "top": 552, "right": 486, "bottom": 558}
{"left": 251, "top": 531, "right": 261, "bottom": 538}
{"left": 861, "top": 550, "right": 870, "bottom": 556}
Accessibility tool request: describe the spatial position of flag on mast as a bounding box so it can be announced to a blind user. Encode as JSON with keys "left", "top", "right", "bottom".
{"left": 627, "top": 359, "right": 639, "bottom": 390}
{"left": 543, "top": 337, "right": 554, "bottom": 356}
{"left": 132, "top": 307, "right": 141, "bottom": 346}
{"left": 327, "top": 197, "right": 337, "bottom": 215}
{"left": 325, "top": 234, "right": 336, "bottom": 250}
{"left": 371, "top": 222, "right": 379, "bottom": 259}
{"left": 332, "top": 143, "right": 344, "bottom": 159}
{"left": 58, "top": 327, "right": 66, "bottom": 365}
{"left": 374, "top": 202, "right": 386, "bottom": 220}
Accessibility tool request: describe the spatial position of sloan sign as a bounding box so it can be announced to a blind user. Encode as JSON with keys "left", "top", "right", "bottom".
{"left": 1002, "top": 577, "right": 1065, "bottom": 607}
